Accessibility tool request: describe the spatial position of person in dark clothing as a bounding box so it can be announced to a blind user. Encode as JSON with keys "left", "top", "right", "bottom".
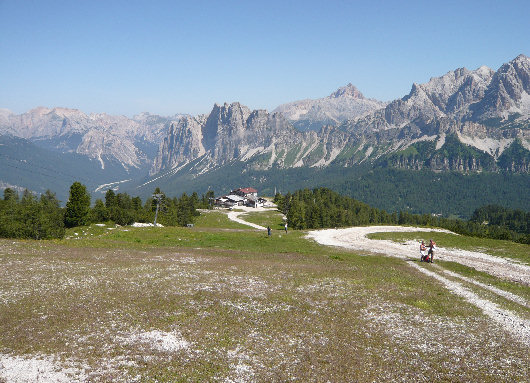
{"left": 267, "top": 226, "right": 271, "bottom": 237}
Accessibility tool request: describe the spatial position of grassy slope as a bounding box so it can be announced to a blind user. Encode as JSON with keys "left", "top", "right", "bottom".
{"left": 0, "top": 213, "right": 529, "bottom": 381}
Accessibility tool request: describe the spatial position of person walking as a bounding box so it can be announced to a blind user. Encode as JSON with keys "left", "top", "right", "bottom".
{"left": 284, "top": 222, "right": 288, "bottom": 233}
{"left": 267, "top": 226, "right": 271, "bottom": 237}
{"left": 427, "top": 239, "right": 436, "bottom": 263}
{"left": 420, "top": 240, "right": 427, "bottom": 261}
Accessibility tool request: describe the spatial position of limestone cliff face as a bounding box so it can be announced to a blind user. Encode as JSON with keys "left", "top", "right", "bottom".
{"left": 152, "top": 115, "right": 206, "bottom": 174}
{"left": 347, "top": 64, "right": 495, "bottom": 133}
{"left": 153, "top": 54, "right": 530, "bottom": 177}
{"left": 472, "top": 54, "right": 530, "bottom": 120}
{"left": 150, "top": 103, "right": 331, "bottom": 174}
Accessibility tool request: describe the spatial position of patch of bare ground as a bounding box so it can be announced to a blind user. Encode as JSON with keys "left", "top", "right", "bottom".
{"left": 0, "top": 238, "right": 529, "bottom": 381}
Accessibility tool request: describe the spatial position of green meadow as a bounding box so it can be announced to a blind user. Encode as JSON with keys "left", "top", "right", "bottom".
{"left": 0, "top": 210, "right": 528, "bottom": 382}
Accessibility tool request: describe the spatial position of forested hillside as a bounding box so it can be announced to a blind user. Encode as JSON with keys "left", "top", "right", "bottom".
{"left": 135, "top": 162, "right": 529, "bottom": 219}
{"left": 275, "top": 188, "right": 530, "bottom": 243}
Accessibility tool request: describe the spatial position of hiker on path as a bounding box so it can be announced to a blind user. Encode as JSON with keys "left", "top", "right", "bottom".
{"left": 284, "top": 223, "right": 288, "bottom": 233}
{"left": 427, "top": 239, "right": 436, "bottom": 258}
{"left": 267, "top": 226, "right": 271, "bottom": 237}
{"left": 420, "top": 240, "right": 427, "bottom": 261}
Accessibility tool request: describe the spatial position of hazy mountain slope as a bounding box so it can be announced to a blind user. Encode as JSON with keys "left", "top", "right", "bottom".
{"left": 0, "top": 135, "right": 142, "bottom": 202}
{"left": 273, "top": 83, "right": 386, "bottom": 131}
{"left": 129, "top": 160, "right": 530, "bottom": 219}
{"left": 0, "top": 107, "right": 184, "bottom": 170}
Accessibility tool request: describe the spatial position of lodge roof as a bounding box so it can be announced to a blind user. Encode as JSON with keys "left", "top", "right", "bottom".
{"left": 235, "top": 187, "right": 257, "bottom": 194}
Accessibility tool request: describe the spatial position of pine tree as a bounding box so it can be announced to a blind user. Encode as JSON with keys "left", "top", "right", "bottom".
{"left": 105, "top": 189, "right": 117, "bottom": 208}
{"left": 38, "top": 190, "right": 65, "bottom": 239}
{"left": 3, "top": 188, "right": 18, "bottom": 202}
{"left": 131, "top": 196, "right": 143, "bottom": 211}
{"left": 64, "top": 182, "right": 91, "bottom": 228}
{"left": 287, "top": 199, "right": 306, "bottom": 229}
{"left": 90, "top": 199, "right": 109, "bottom": 223}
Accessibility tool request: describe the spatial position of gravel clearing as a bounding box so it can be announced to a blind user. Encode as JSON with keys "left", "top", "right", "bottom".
{"left": 307, "top": 225, "right": 530, "bottom": 346}
{"left": 118, "top": 330, "right": 191, "bottom": 353}
{"left": 0, "top": 354, "right": 86, "bottom": 383}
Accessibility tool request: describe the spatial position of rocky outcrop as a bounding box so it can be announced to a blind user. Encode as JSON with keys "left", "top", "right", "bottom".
{"left": 346, "top": 64, "right": 496, "bottom": 134}
{"left": 152, "top": 115, "right": 206, "bottom": 174}
{"left": 150, "top": 103, "right": 325, "bottom": 174}
{"left": 472, "top": 54, "right": 530, "bottom": 120}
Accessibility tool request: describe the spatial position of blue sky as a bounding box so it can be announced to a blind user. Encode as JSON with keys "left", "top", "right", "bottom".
{"left": 1, "top": 0, "right": 528, "bottom": 116}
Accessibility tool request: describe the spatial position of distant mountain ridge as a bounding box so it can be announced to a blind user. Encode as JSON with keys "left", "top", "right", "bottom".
{"left": 0, "top": 107, "right": 185, "bottom": 170}
{"left": 272, "top": 83, "right": 387, "bottom": 131}
{"left": 152, "top": 54, "right": 529, "bottom": 181}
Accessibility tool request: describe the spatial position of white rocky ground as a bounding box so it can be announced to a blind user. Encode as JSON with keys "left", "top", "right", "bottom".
{"left": 0, "top": 354, "right": 86, "bottom": 383}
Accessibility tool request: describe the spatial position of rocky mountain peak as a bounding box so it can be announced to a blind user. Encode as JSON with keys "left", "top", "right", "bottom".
{"left": 475, "top": 65, "right": 495, "bottom": 79}
{"left": 27, "top": 106, "right": 52, "bottom": 116}
{"left": 51, "top": 107, "right": 85, "bottom": 118}
{"left": 471, "top": 54, "right": 530, "bottom": 120}
{"left": 273, "top": 84, "right": 385, "bottom": 131}
{"left": 513, "top": 53, "right": 529, "bottom": 64}
{"left": 329, "top": 83, "right": 364, "bottom": 99}
{"left": 201, "top": 102, "right": 251, "bottom": 152}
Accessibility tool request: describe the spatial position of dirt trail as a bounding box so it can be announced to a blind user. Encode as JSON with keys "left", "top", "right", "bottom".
{"left": 226, "top": 206, "right": 279, "bottom": 231}
{"left": 227, "top": 211, "right": 266, "bottom": 230}
{"left": 307, "top": 226, "right": 530, "bottom": 285}
{"left": 307, "top": 226, "right": 530, "bottom": 346}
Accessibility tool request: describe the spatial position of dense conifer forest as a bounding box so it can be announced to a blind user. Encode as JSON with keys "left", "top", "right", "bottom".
{"left": 0, "top": 183, "right": 214, "bottom": 240}
{"left": 142, "top": 161, "right": 529, "bottom": 219}
{"left": 275, "top": 188, "right": 530, "bottom": 244}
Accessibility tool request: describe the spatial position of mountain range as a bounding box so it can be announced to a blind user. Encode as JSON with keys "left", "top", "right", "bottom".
{"left": 272, "top": 83, "right": 386, "bottom": 131}
{"left": 152, "top": 54, "right": 529, "bottom": 176}
{"left": 1, "top": 54, "right": 529, "bottom": 216}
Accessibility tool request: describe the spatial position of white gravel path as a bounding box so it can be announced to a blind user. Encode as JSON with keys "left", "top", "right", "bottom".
{"left": 409, "top": 262, "right": 530, "bottom": 346}
{"left": 227, "top": 211, "right": 266, "bottom": 230}
{"left": 306, "top": 226, "right": 530, "bottom": 285}
{"left": 441, "top": 269, "right": 529, "bottom": 308}
{"left": 226, "top": 206, "right": 278, "bottom": 231}
{"left": 307, "top": 225, "right": 530, "bottom": 346}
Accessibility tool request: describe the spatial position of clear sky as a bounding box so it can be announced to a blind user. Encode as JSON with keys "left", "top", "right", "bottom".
{"left": 0, "top": 0, "right": 528, "bottom": 117}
